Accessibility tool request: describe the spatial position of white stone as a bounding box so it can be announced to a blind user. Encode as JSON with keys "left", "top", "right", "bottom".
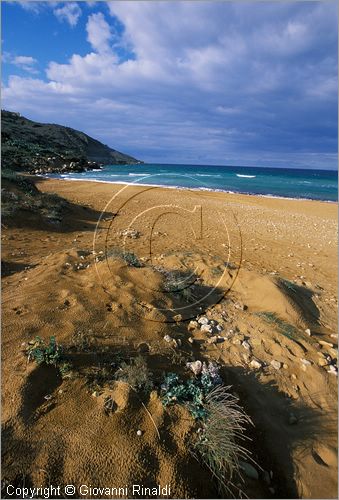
{"left": 201, "top": 324, "right": 212, "bottom": 334}
{"left": 198, "top": 316, "right": 209, "bottom": 325}
{"left": 186, "top": 360, "right": 202, "bottom": 375}
{"left": 270, "top": 360, "right": 281, "bottom": 370}
{"left": 249, "top": 359, "right": 262, "bottom": 370}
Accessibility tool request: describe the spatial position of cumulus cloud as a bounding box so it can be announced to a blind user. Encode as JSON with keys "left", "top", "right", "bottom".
{"left": 13, "top": 55, "right": 37, "bottom": 66}
{"left": 53, "top": 2, "right": 82, "bottom": 27}
{"left": 2, "top": 2, "right": 338, "bottom": 168}
{"left": 86, "top": 12, "right": 112, "bottom": 53}
{"left": 4, "top": 53, "right": 38, "bottom": 74}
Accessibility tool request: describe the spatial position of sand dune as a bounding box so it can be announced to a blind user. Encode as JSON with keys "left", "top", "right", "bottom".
{"left": 2, "top": 179, "right": 337, "bottom": 498}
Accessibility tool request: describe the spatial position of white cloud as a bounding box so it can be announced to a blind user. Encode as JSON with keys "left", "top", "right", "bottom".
{"left": 53, "top": 2, "right": 81, "bottom": 27}
{"left": 4, "top": 54, "right": 39, "bottom": 74}
{"left": 16, "top": 1, "right": 59, "bottom": 13}
{"left": 13, "top": 55, "right": 37, "bottom": 66}
{"left": 86, "top": 12, "right": 112, "bottom": 53}
{"left": 2, "top": 2, "right": 338, "bottom": 167}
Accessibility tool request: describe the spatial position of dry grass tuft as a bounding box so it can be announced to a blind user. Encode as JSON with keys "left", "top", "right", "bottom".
{"left": 193, "top": 384, "right": 253, "bottom": 497}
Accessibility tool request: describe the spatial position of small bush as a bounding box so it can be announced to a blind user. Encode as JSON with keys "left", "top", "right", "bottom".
{"left": 27, "top": 336, "right": 63, "bottom": 365}
{"left": 279, "top": 278, "right": 298, "bottom": 293}
{"left": 161, "top": 365, "right": 252, "bottom": 496}
{"left": 123, "top": 252, "right": 143, "bottom": 268}
{"left": 27, "top": 336, "right": 71, "bottom": 378}
{"left": 161, "top": 362, "right": 222, "bottom": 419}
{"left": 257, "top": 311, "right": 298, "bottom": 340}
{"left": 115, "top": 355, "right": 152, "bottom": 391}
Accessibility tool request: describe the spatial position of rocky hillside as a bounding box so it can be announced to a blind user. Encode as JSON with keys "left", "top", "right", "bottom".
{"left": 1, "top": 110, "right": 142, "bottom": 174}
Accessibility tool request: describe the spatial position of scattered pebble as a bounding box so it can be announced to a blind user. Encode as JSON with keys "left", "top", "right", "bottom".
{"left": 242, "top": 340, "right": 251, "bottom": 350}
{"left": 136, "top": 429, "right": 143, "bottom": 436}
{"left": 120, "top": 229, "right": 140, "bottom": 239}
{"left": 249, "top": 359, "right": 262, "bottom": 370}
{"left": 188, "top": 320, "right": 198, "bottom": 331}
{"left": 186, "top": 360, "right": 202, "bottom": 375}
{"left": 319, "top": 340, "right": 334, "bottom": 348}
{"left": 305, "top": 328, "right": 311, "bottom": 336}
{"left": 198, "top": 316, "right": 209, "bottom": 325}
{"left": 327, "top": 365, "right": 338, "bottom": 376}
{"left": 300, "top": 358, "right": 312, "bottom": 366}
{"left": 239, "top": 461, "right": 259, "bottom": 480}
{"left": 270, "top": 360, "right": 281, "bottom": 370}
{"left": 201, "top": 324, "right": 213, "bottom": 334}
{"left": 163, "top": 335, "right": 173, "bottom": 343}
{"left": 188, "top": 336, "right": 194, "bottom": 344}
{"left": 318, "top": 357, "right": 328, "bottom": 367}
{"left": 92, "top": 391, "right": 100, "bottom": 398}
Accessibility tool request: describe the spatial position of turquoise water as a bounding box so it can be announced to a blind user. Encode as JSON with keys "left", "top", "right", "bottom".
{"left": 50, "top": 164, "right": 338, "bottom": 202}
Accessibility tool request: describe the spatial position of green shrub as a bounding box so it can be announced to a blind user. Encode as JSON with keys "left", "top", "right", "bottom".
{"left": 27, "top": 336, "right": 71, "bottom": 377}
{"left": 257, "top": 311, "right": 298, "bottom": 340}
{"left": 115, "top": 355, "right": 152, "bottom": 391}
{"left": 123, "top": 252, "right": 143, "bottom": 267}
{"left": 161, "top": 362, "right": 222, "bottom": 419}
{"left": 161, "top": 365, "right": 252, "bottom": 496}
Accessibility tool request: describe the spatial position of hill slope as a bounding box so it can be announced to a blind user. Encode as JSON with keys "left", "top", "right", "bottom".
{"left": 1, "top": 110, "right": 142, "bottom": 173}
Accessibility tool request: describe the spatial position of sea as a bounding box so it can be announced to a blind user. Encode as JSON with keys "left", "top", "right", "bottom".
{"left": 49, "top": 164, "right": 338, "bottom": 202}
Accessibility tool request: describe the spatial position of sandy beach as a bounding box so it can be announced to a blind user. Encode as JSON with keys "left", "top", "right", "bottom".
{"left": 2, "top": 177, "right": 338, "bottom": 498}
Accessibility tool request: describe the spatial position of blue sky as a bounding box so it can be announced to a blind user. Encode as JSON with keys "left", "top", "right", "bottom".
{"left": 2, "top": 1, "right": 338, "bottom": 169}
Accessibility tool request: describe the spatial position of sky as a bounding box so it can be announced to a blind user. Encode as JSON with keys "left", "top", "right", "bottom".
{"left": 1, "top": 1, "right": 338, "bottom": 169}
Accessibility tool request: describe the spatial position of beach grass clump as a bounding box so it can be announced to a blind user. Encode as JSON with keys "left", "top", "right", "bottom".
{"left": 123, "top": 251, "right": 143, "bottom": 268}
{"left": 162, "top": 270, "right": 198, "bottom": 302}
{"left": 257, "top": 311, "right": 298, "bottom": 340}
{"left": 115, "top": 355, "right": 153, "bottom": 391}
{"left": 279, "top": 278, "right": 298, "bottom": 294}
{"left": 1, "top": 169, "right": 68, "bottom": 223}
{"left": 27, "top": 336, "right": 71, "bottom": 377}
{"left": 163, "top": 271, "right": 188, "bottom": 292}
{"left": 107, "top": 248, "right": 143, "bottom": 268}
{"left": 161, "top": 365, "right": 252, "bottom": 496}
{"left": 193, "top": 385, "right": 253, "bottom": 497}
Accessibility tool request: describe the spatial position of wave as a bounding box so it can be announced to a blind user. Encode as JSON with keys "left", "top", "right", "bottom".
{"left": 236, "top": 174, "right": 256, "bottom": 178}
{"left": 195, "top": 173, "right": 222, "bottom": 178}
{"left": 128, "top": 173, "right": 150, "bottom": 176}
{"left": 45, "top": 175, "right": 337, "bottom": 202}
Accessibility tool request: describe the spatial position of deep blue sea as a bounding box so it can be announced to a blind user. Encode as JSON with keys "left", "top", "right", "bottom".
{"left": 50, "top": 164, "right": 338, "bottom": 202}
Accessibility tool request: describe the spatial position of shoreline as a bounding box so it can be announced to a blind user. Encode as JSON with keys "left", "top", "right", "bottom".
{"left": 40, "top": 175, "right": 338, "bottom": 204}
{"left": 3, "top": 172, "right": 338, "bottom": 500}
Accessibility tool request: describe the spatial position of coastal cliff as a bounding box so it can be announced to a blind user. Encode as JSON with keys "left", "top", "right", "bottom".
{"left": 1, "top": 110, "right": 142, "bottom": 174}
